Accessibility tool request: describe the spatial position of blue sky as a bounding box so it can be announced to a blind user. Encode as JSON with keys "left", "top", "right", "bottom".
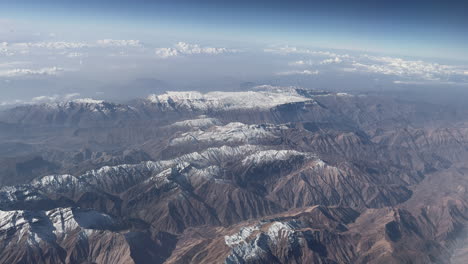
{"left": 0, "top": 0, "right": 467, "bottom": 107}
{"left": 1, "top": 0, "right": 467, "bottom": 57}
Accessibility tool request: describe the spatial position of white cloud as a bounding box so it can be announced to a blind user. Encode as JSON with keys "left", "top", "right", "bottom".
{"left": 155, "top": 42, "right": 233, "bottom": 58}
{"left": 1, "top": 41, "right": 89, "bottom": 57}
{"left": 0, "top": 42, "right": 14, "bottom": 56}
{"left": 174, "top": 42, "right": 228, "bottom": 55}
{"left": 6, "top": 40, "right": 142, "bottom": 52}
{"left": 320, "top": 57, "right": 343, "bottom": 65}
{"left": 276, "top": 70, "right": 319, "bottom": 76}
{"left": 0, "top": 99, "right": 25, "bottom": 107}
{"left": 273, "top": 45, "right": 467, "bottom": 84}
{"left": 393, "top": 80, "right": 468, "bottom": 86}
{"left": 353, "top": 55, "right": 466, "bottom": 81}
{"left": 264, "top": 46, "right": 321, "bottom": 55}
{"left": 0, "top": 67, "right": 64, "bottom": 77}
{"left": 31, "top": 93, "right": 80, "bottom": 103}
{"left": 1, "top": 93, "right": 81, "bottom": 108}
{"left": 265, "top": 46, "right": 350, "bottom": 59}
{"left": 155, "top": 48, "right": 179, "bottom": 58}
{"left": 96, "top": 39, "right": 142, "bottom": 47}
{"left": 0, "top": 61, "right": 29, "bottom": 68}
{"left": 108, "top": 51, "right": 129, "bottom": 57}
{"left": 63, "top": 93, "right": 81, "bottom": 100}
{"left": 289, "top": 60, "right": 313, "bottom": 66}
{"left": 289, "top": 57, "right": 343, "bottom": 66}
{"left": 66, "top": 52, "right": 86, "bottom": 58}
{"left": 31, "top": 95, "right": 60, "bottom": 102}
{"left": 15, "top": 41, "right": 89, "bottom": 49}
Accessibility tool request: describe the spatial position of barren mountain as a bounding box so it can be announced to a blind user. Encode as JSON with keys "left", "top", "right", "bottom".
{"left": 0, "top": 87, "right": 467, "bottom": 263}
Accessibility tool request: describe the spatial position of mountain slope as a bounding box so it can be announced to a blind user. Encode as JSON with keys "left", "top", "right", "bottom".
{"left": 0, "top": 88, "right": 467, "bottom": 263}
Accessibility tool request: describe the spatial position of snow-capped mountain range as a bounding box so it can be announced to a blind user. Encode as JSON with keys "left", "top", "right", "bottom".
{"left": 0, "top": 87, "right": 467, "bottom": 263}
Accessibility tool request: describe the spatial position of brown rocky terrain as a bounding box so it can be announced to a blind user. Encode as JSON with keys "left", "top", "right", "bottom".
{"left": 0, "top": 87, "right": 467, "bottom": 263}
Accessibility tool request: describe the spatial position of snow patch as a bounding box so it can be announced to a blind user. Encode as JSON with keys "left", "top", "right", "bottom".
{"left": 225, "top": 224, "right": 261, "bottom": 247}
{"left": 266, "top": 221, "right": 298, "bottom": 240}
{"left": 242, "top": 150, "right": 313, "bottom": 165}
{"left": 170, "top": 122, "right": 285, "bottom": 146}
{"left": 170, "top": 116, "right": 222, "bottom": 129}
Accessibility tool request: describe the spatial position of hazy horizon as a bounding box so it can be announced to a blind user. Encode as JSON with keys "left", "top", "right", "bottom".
{"left": 1, "top": 0, "right": 468, "bottom": 108}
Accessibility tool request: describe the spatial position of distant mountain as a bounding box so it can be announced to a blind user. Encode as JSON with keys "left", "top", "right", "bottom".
{"left": 0, "top": 87, "right": 467, "bottom": 263}
{"left": 0, "top": 98, "right": 140, "bottom": 126}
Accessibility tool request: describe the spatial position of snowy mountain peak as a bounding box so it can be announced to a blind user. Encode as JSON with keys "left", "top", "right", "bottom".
{"left": 146, "top": 89, "right": 312, "bottom": 111}
{"left": 169, "top": 122, "right": 287, "bottom": 146}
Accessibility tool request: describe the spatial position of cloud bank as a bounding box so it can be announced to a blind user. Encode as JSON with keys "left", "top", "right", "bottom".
{"left": 276, "top": 70, "right": 319, "bottom": 76}
{"left": 273, "top": 45, "right": 468, "bottom": 84}
{"left": 0, "top": 66, "right": 64, "bottom": 77}
{"left": 155, "top": 42, "right": 233, "bottom": 58}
